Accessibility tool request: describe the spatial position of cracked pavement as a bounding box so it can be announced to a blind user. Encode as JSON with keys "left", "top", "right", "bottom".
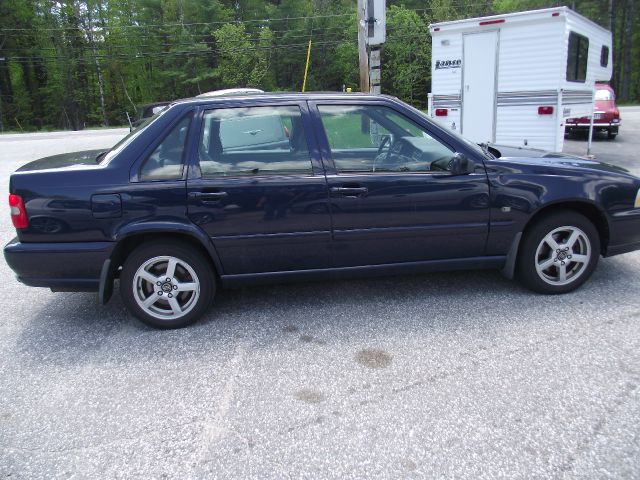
{"left": 1, "top": 108, "right": 640, "bottom": 478}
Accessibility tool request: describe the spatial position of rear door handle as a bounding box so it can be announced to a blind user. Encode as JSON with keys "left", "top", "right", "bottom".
{"left": 189, "top": 191, "right": 228, "bottom": 200}
{"left": 330, "top": 186, "right": 368, "bottom": 197}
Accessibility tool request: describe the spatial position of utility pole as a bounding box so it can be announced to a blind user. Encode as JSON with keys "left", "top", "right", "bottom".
{"left": 369, "top": 48, "right": 381, "bottom": 95}
{"left": 0, "top": 57, "right": 4, "bottom": 133}
{"left": 608, "top": 0, "right": 613, "bottom": 31}
{"left": 357, "top": 0, "right": 370, "bottom": 93}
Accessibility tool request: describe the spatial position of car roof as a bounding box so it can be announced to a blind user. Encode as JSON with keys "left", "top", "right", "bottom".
{"left": 171, "top": 92, "right": 397, "bottom": 107}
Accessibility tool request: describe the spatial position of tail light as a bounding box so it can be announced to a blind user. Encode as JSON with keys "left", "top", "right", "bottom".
{"left": 479, "top": 19, "right": 505, "bottom": 26}
{"left": 9, "top": 194, "right": 28, "bottom": 229}
{"left": 435, "top": 108, "right": 448, "bottom": 117}
{"left": 538, "top": 106, "right": 554, "bottom": 115}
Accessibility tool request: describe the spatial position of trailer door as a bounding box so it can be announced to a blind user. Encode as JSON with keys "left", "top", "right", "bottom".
{"left": 462, "top": 30, "right": 498, "bottom": 143}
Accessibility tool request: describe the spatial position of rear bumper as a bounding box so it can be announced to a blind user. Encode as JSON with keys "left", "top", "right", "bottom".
{"left": 4, "top": 238, "right": 114, "bottom": 291}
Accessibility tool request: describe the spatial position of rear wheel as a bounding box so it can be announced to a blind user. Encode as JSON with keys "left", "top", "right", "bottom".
{"left": 607, "top": 129, "right": 617, "bottom": 140}
{"left": 120, "top": 241, "right": 215, "bottom": 328}
{"left": 517, "top": 211, "right": 600, "bottom": 294}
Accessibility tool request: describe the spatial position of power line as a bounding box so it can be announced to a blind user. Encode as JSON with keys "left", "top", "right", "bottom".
{"left": 0, "top": 27, "right": 354, "bottom": 46}
{"left": 0, "top": 12, "right": 355, "bottom": 32}
{"left": 0, "top": 3, "right": 495, "bottom": 33}
{"left": 2, "top": 33, "right": 353, "bottom": 53}
{"left": 0, "top": 28, "right": 446, "bottom": 64}
{"left": 2, "top": 39, "right": 355, "bottom": 64}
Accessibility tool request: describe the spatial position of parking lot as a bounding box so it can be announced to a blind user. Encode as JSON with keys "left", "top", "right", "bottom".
{"left": 1, "top": 107, "right": 639, "bottom": 478}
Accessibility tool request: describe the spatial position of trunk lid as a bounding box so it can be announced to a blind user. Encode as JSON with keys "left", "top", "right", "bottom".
{"left": 16, "top": 149, "right": 105, "bottom": 172}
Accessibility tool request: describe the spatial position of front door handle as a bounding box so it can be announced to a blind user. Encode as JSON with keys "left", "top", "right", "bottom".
{"left": 330, "top": 186, "right": 368, "bottom": 197}
{"left": 189, "top": 191, "right": 228, "bottom": 200}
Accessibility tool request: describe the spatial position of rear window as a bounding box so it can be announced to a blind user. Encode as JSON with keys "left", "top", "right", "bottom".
{"left": 567, "top": 31, "right": 589, "bottom": 83}
{"left": 139, "top": 115, "right": 191, "bottom": 181}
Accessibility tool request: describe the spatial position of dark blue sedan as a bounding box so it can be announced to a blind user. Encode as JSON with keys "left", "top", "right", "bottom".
{"left": 5, "top": 93, "right": 640, "bottom": 328}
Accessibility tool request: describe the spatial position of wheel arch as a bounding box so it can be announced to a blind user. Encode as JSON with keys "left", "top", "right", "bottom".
{"left": 99, "top": 223, "right": 223, "bottom": 304}
{"left": 524, "top": 200, "right": 610, "bottom": 255}
{"left": 502, "top": 200, "right": 609, "bottom": 280}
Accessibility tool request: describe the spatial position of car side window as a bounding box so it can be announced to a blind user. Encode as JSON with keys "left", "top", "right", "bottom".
{"left": 318, "top": 105, "right": 454, "bottom": 174}
{"left": 139, "top": 115, "right": 191, "bottom": 181}
{"left": 199, "top": 106, "right": 312, "bottom": 177}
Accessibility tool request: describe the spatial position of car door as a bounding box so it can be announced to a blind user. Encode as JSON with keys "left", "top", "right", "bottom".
{"left": 309, "top": 100, "right": 490, "bottom": 268}
{"left": 186, "top": 101, "right": 331, "bottom": 275}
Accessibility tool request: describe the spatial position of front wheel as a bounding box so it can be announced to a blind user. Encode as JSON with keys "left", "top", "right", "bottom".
{"left": 120, "top": 241, "right": 215, "bottom": 328}
{"left": 517, "top": 211, "right": 600, "bottom": 294}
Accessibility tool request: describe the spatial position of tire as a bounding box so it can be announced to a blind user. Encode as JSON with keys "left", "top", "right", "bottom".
{"left": 517, "top": 211, "right": 600, "bottom": 294}
{"left": 607, "top": 130, "right": 617, "bottom": 140}
{"left": 120, "top": 240, "right": 215, "bottom": 329}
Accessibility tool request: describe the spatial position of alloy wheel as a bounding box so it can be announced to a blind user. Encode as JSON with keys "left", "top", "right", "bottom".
{"left": 534, "top": 226, "right": 591, "bottom": 286}
{"left": 132, "top": 255, "right": 200, "bottom": 320}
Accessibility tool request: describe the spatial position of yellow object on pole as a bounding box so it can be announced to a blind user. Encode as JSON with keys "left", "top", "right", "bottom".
{"left": 302, "top": 39, "right": 312, "bottom": 92}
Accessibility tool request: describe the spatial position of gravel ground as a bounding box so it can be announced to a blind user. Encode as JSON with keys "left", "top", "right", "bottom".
{"left": 0, "top": 109, "right": 639, "bottom": 479}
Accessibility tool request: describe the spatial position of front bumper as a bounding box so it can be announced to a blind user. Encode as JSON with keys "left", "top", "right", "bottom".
{"left": 605, "top": 210, "right": 640, "bottom": 257}
{"left": 4, "top": 238, "right": 114, "bottom": 291}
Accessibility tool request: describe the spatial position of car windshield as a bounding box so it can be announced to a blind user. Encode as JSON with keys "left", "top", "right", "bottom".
{"left": 98, "top": 110, "right": 166, "bottom": 164}
{"left": 401, "top": 102, "right": 491, "bottom": 159}
{"left": 595, "top": 89, "right": 614, "bottom": 101}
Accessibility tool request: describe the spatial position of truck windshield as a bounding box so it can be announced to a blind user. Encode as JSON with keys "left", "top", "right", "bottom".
{"left": 595, "top": 89, "right": 614, "bottom": 101}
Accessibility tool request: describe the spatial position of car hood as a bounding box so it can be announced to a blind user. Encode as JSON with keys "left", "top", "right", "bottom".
{"left": 488, "top": 143, "right": 633, "bottom": 176}
{"left": 17, "top": 149, "right": 105, "bottom": 172}
{"left": 489, "top": 143, "right": 568, "bottom": 159}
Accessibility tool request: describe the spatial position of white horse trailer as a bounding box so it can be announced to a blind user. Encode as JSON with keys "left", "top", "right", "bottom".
{"left": 427, "top": 7, "right": 612, "bottom": 152}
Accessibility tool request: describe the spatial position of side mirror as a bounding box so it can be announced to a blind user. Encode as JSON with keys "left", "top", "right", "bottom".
{"left": 451, "top": 152, "right": 475, "bottom": 175}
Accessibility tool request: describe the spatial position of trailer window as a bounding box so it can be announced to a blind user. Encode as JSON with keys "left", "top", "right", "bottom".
{"left": 567, "top": 32, "right": 589, "bottom": 83}
{"left": 600, "top": 46, "right": 609, "bottom": 67}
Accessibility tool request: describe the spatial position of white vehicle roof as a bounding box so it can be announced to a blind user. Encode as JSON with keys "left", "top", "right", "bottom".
{"left": 196, "top": 88, "right": 265, "bottom": 98}
{"left": 429, "top": 6, "right": 609, "bottom": 35}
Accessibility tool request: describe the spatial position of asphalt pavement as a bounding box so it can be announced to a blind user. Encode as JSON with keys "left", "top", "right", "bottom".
{"left": 564, "top": 105, "right": 640, "bottom": 175}
{"left": 0, "top": 109, "right": 639, "bottom": 479}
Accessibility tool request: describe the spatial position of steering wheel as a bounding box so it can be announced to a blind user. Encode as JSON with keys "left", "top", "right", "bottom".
{"left": 377, "top": 135, "right": 391, "bottom": 156}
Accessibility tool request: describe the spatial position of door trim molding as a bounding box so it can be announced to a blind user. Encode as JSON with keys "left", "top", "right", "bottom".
{"left": 220, "top": 255, "right": 506, "bottom": 287}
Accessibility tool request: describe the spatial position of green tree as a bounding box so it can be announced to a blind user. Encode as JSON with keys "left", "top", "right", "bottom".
{"left": 382, "top": 6, "right": 431, "bottom": 107}
{"left": 212, "top": 23, "right": 274, "bottom": 89}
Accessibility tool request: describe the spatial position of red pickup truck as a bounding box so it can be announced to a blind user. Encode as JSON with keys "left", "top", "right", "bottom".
{"left": 565, "top": 83, "right": 621, "bottom": 140}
